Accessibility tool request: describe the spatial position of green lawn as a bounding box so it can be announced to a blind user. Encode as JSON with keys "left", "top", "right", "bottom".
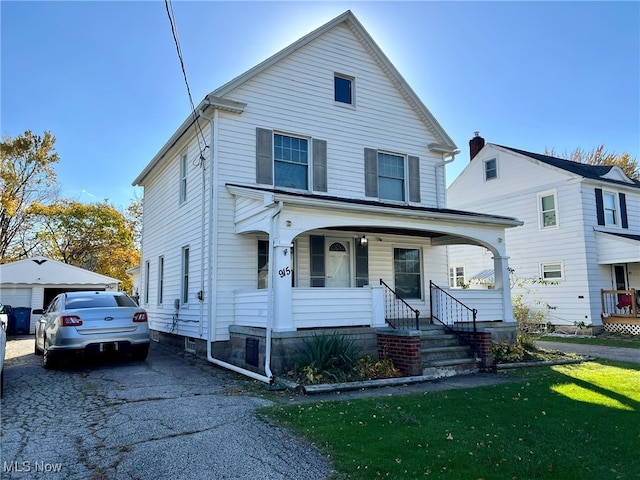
{"left": 260, "top": 360, "right": 640, "bottom": 479}
{"left": 540, "top": 333, "right": 640, "bottom": 349}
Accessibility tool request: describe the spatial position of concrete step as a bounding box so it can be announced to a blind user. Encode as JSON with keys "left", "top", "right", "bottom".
{"left": 421, "top": 345, "right": 472, "bottom": 361}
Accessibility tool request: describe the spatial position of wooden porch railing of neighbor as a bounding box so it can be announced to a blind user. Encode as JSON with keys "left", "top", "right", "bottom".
{"left": 430, "top": 281, "right": 478, "bottom": 358}
{"left": 601, "top": 289, "right": 639, "bottom": 319}
{"left": 379, "top": 279, "right": 420, "bottom": 330}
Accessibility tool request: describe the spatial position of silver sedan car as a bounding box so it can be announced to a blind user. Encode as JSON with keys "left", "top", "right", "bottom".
{"left": 34, "top": 291, "right": 150, "bottom": 369}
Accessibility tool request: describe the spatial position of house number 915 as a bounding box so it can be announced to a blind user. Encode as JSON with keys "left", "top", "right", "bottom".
{"left": 279, "top": 267, "right": 291, "bottom": 278}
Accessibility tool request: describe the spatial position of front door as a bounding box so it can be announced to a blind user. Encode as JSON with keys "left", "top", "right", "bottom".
{"left": 614, "top": 265, "right": 627, "bottom": 290}
{"left": 325, "top": 238, "right": 351, "bottom": 287}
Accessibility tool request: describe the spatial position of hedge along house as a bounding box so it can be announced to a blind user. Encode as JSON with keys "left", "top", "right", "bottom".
{"left": 0, "top": 256, "right": 120, "bottom": 334}
{"left": 133, "top": 11, "right": 522, "bottom": 382}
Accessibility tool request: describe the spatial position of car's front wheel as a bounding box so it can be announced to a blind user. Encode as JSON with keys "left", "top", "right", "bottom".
{"left": 42, "top": 339, "right": 58, "bottom": 370}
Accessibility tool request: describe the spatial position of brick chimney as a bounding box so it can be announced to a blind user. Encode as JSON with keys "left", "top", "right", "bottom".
{"left": 469, "top": 131, "right": 485, "bottom": 161}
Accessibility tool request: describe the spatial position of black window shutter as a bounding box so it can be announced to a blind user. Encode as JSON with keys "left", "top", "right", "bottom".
{"left": 310, "top": 235, "right": 325, "bottom": 287}
{"left": 256, "top": 128, "right": 273, "bottom": 185}
{"left": 619, "top": 193, "right": 628, "bottom": 229}
{"left": 408, "top": 155, "right": 421, "bottom": 202}
{"left": 313, "top": 139, "right": 327, "bottom": 192}
{"left": 595, "top": 188, "right": 605, "bottom": 226}
{"left": 364, "top": 148, "right": 378, "bottom": 197}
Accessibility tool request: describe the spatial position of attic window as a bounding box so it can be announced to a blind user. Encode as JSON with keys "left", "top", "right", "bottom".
{"left": 334, "top": 74, "right": 353, "bottom": 105}
{"left": 484, "top": 158, "right": 497, "bottom": 181}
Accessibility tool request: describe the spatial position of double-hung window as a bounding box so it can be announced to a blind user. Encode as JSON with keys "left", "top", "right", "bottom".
{"left": 179, "top": 152, "right": 187, "bottom": 204}
{"left": 394, "top": 248, "right": 421, "bottom": 299}
{"left": 603, "top": 191, "right": 618, "bottom": 226}
{"left": 378, "top": 152, "right": 405, "bottom": 201}
{"left": 181, "top": 246, "right": 190, "bottom": 305}
{"left": 595, "top": 188, "right": 627, "bottom": 228}
{"left": 274, "top": 134, "right": 308, "bottom": 190}
{"left": 484, "top": 158, "right": 497, "bottom": 181}
{"left": 541, "top": 262, "right": 563, "bottom": 280}
{"left": 256, "top": 128, "right": 327, "bottom": 192}
{"left": 538, "top": 191, "right": 558, "bottom": 228}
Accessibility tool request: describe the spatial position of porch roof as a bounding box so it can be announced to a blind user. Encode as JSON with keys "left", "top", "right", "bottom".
{"left": 595, "top": 230, "right": 640, "bottom": 264}
{"left": 226, "top": 183, "right": 522, "bottom": 228}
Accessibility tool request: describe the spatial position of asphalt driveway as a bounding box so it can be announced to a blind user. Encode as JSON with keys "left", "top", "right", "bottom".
{"left": 0, "top": 337, "right": 332, "bottom": 480}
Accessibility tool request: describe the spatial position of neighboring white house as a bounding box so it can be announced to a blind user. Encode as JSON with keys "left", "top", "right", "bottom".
{"left": 133, "top": 11, "right": 521, "bottom": 381}
{"left": 448, "top": 134, "right": 640, "bottom": 332}
{"left": 0, "top": 256, "right": 120, "bottom": 334}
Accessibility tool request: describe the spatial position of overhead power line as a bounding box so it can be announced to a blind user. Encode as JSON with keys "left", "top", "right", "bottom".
{"left": 164, "top": 0, "right": 208, "bottom": 166}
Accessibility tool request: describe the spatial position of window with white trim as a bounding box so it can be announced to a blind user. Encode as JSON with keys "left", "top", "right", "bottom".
{"left": 274, "top": 134, "right": 308, "bottom": 190}
{"left": 378, "top": 152, "right": 405, "bottom": 201}
{"left": 449, "top": 265, "right": 465, "bottom": 288}
{"left": 258, "top": 240, "right": 269, "bottom": 289}
{"left": 157, "top": 256, "right": 164, "bottom": 305}
{"left": 484, "top": 158, "right": 497, "bottom": 181}
{"left": 394, "top": 247, "right": 422, "bottom": 299}
{"left": 179, "top": 152, "right": 187, "bottom": 204}
{"left": 538, "top": 191, "right": 558, "bottom": 228}
{"left": 144, "top": 260, "right": 150, "bottom": 305}
{"left": 541, "top": 262, "right": 563, "bottom": 280}
{"left": 603, "top": 191, "right": 618, "bottom": 226}
{"left": 334, "top": 74, "right": 354, "bottom": 105}
{"left": 181, "top": 246, "right": 190, "bottom": 304}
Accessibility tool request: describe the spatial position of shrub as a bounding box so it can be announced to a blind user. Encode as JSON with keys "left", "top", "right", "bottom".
{"left": 492, "top": 339, "right": 525, "bottom": 363}
{"left": 354, "top": 356, "right": 402, "bottom": 380}
{"left": 291, "top": 333, "right": 362, "bottom": 384}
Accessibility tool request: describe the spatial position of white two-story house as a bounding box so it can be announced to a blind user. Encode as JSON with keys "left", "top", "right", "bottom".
{"left": 133, "top": 12, "right": 521, "bottom": 382}
{"left": 448, "top": 134, "right": 640, "bottom": 335}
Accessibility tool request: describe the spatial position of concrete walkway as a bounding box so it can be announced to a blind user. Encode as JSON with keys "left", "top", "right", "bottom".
{"left": 536, "top": 340, "right": 640, "bottom": 364}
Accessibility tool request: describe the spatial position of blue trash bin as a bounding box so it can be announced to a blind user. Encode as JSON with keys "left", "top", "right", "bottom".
{"left": 11, "top": 307, "right": 31, "bottom": 335}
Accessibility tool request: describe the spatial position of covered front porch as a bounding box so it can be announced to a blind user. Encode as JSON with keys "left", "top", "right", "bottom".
{"left": 227, "top": 184, "right": 522, "bottom": 335}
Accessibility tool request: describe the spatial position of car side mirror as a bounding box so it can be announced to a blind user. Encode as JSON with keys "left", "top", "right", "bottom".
{"left": 32, "top": 309, "right": 45, "bottom": 315}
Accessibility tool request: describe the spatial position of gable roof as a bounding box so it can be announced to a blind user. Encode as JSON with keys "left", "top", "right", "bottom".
{"left": 134, "top": 10, "right": 456, "bottom": 186}
{"left": 0, "top": 256, "right": 120, "bottom": 286}
{"left": 497, "top": 145, "right": 640, "bottom": 189}
{"left": 210, "top": 10, "right": 455, "bottom": 150}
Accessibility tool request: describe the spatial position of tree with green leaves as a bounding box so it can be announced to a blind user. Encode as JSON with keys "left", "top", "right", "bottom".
{"left": 0, "top": 130, "right": 60, "bottom": 261}
{"left": 29, "top": 200, "right": 140, "bottom": 292}
{"left": 545, "top": 145, "right": 639, "bottom": 179}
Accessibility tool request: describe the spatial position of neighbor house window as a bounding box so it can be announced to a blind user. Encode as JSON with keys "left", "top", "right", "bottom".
{"left": 603, "top": 191, "right": 618, "bottom": 226}
{"left": 378, "top": 152, "right": 405, "bottom": 201}
{"left": 541, "top": 262, "right": 563, "bottom": 280}
{"left": 484, "top": 158, "right": 497, "bottom": 180}
{"left": 181, "top": 246, "right": 190, "bottom": 304}
{"left": 144, "top": 260, "right": 150, "bottom": 305}
{"left": 394, "top": 248, "right": 421, "bottom": 299}
{"left": 449, "top": 265, "right": 465, "bottom": 288}
{"left": 539, "top": 191, "right": 558, "bottom": 228}
{"left": 334, "top": 74, "right": 353, "bottom": 105}
{"left": 274, "top": 134, "right": 309, "bottom": 190}
{"left": 157, "top": 256, "right": 164, "bottom": 305}
{"left": 179, "top": 152, "right": 187, "bottom": 204}
{"left": 258, "top": 240, "right": 269, "bottom": 289}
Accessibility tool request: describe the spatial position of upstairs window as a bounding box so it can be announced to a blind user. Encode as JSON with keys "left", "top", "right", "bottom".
{"left": 334, "top": 74, "right": 354, "bottom": 105}
{"left": 538, "top": 191, "right": 558, "bottom": 228}
{"left": 179, "top": 152, "right": 187, "bottom": 204}
{"left": 274, "top": 134, "right": 308, "bottom": 190}
{"left": 484, "top": 158, "right": 497, "bottom": 180}
{"left": 378, "top": 152, "right": 405, "bottom": 201}
{"left": 595, "top": 188, "right": 628, "bottom": 228}
{"left": 541, "top": 262, "right": 563, "bottom": 280}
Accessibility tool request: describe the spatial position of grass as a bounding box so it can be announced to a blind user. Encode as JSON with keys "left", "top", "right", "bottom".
{"left": 540, "top": 332, "right": 640, "bottom": 349}
{"left": 260, "top": 360, "right": 640, "bottom": 479}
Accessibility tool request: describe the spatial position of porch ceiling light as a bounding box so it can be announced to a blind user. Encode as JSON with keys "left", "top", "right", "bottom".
{"left": 359, "top": 235, "right": 368, "bottom": 248}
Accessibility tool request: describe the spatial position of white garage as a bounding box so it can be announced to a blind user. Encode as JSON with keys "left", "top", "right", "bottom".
{"left": 0, "top": 256, "right": 120, "bottom": 334}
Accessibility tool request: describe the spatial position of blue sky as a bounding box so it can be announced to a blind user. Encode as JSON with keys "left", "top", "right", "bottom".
{"left": 2, "top": 1, "right": 639, "bottom": 210}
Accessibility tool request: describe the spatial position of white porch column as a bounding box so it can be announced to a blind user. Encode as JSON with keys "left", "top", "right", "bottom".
{"left": 494, "top": 254, "right": 515, "bottom": 323}
{"left": 272, "top": 243, "right": 294, "bottom": 331}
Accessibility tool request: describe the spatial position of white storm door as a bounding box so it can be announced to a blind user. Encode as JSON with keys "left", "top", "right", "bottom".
{"left": 325, "top": 238, "right": 351, "bottom": 288}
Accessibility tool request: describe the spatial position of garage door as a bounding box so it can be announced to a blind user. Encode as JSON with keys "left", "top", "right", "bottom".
{"left": 0, "top": 287, "right": 32, "bottom": 309}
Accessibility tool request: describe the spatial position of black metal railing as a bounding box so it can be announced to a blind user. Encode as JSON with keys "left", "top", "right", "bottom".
{"left": 429, "top": 281, "right": 478, "bottom": 357}
{"left": 380, "top": 279, "right": 420, "bottom": 330}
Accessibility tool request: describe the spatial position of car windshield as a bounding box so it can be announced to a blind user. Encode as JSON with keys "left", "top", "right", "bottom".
{"left": 65, "top": 294, "right": 137, "bottom": 310}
